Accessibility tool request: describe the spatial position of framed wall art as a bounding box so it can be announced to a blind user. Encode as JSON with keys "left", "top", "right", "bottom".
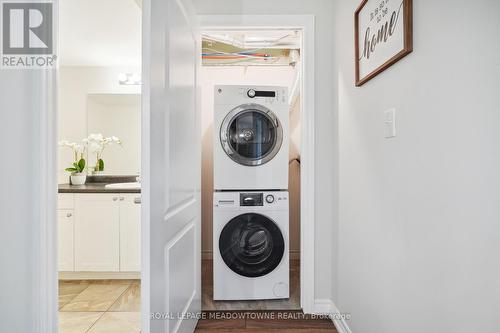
{"left": 355, "top": 0, "right": 413, "bottom": 86}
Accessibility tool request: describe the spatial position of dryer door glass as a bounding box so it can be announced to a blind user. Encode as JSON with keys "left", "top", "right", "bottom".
{"left": 219, "top": 213, "right": 285, "bottom": 278}
{"left": 221, "top": 104, "right": 283, "bottom": 166}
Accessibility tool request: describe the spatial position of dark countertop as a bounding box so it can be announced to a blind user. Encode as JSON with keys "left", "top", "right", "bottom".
{"left": 58, "top": 183, "right": 141, "bottom": 193}
{"left": 58, "top": 175, "right": 141, "bottom": 193}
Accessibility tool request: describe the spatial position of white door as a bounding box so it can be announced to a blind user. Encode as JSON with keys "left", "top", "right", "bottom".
{"left": 74, "top": 194, "right": 120, "bottom": 271}
{"left": 143, "top": 0, "right": 200, "bottom": 332}
{"left": 119, "top": 194, "right": 141, "bottom": 271}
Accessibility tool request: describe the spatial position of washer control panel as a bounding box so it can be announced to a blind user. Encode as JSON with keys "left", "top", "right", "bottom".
{"left": 239, "top": 192, "right": 287, "bottom": 207}
{"left": 214, "top": 191, "right": 288, "bottom": 210}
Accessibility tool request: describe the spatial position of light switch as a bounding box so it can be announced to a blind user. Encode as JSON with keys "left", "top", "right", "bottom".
{"left": 384, "top": 108, "right": 396, "bottom": 138}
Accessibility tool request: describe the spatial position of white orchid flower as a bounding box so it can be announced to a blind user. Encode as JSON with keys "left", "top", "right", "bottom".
{"left": 88, "top": 133, "right": 104, "bottom": 142}
{"left": 89, "top": 142, "right": 102, "bottom": 153}
{"left": 110, "top": 136, "right": 122, "bottom": 144}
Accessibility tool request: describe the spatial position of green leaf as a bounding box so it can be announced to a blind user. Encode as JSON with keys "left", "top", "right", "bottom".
{"left": 98, "top": 159, "right": 104, "bottom": 171}
{"left": 77, "top": 158, "right": 86, "bottom": 173}
{"left": 65, "top": 167, "right": 77, "bottom": 172}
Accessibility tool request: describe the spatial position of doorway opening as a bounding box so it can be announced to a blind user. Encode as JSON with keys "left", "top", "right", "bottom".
{"left": 56, "top": 1, "right": 142, "bottom": 332}
{"left": 46, "top": 9, "right": 316, "bottom": 332}
{"left": 199, "top": 22, "right": 312, "bottom": 312}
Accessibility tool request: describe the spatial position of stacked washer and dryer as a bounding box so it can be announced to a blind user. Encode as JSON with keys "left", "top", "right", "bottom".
{"left": 213, "top": 85, "right": 290, "bottom": 300}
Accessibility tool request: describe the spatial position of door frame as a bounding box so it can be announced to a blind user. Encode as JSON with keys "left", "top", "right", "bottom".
{"left": 39, "top": 12, "right": 315, "bottom": 333}
{"left": 199, "top": 14, "right": 316, "bottom": 313}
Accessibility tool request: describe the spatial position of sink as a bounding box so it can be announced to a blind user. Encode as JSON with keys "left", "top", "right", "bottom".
{"left": 105, "top": 182, "right": 141, "bottom": 190}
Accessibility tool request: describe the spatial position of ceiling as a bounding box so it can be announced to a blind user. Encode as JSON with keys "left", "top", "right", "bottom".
{"left": 202, "top": 30, "right": 301, "bottom": 66}
{"left": 59, "top": 0, "right": 141, "bottom": 67}
{"left": 203, "top": 30, "right": 301, "bottom": 49}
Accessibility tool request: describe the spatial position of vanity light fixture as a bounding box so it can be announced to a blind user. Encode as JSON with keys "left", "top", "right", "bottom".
{"left": 118, "top": 73, "right": 142, "bottom": 85}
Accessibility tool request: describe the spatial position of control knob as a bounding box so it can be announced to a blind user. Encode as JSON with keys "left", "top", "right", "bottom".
{"left": 265, "top": 194, "right": 275, "bottom": 203}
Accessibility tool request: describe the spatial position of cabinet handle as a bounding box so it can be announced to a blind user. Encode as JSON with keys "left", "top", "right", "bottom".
{"left": 113, "top": 197, "right": 118, "bottom": 201}
{"left": 119, "top": 197, "right": 125, "bottom": 201}
{"left": 66, "top": 212, "right": 72, "bottom": 217}
{"left": 134, "top": 197, "right": 141, "bottom": 204}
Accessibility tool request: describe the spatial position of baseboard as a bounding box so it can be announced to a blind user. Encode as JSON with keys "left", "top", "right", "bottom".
{"left": 313, "top": 299, "right": 352, "bottom": 333}
{"left": 312, "top": 299, "right": 334, "bottom": 314}
{"left": 59, "top": 271, "right": 141, "bottom": 280}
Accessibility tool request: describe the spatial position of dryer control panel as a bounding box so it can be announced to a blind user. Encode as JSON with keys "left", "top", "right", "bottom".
{"left": 214, "top": 85, "right": 288, "bottom": 106}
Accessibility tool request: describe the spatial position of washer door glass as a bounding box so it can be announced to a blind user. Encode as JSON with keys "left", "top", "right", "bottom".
{"left": 221, "top": 104, "right": 283, "bottom": 166}
{"left": 219, "top": 213, "right": 285, "bottom": 278}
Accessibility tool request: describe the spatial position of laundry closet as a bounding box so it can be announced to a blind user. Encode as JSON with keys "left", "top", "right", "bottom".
{"left": 200, "top": 30, "right": 302, "bottom": 310}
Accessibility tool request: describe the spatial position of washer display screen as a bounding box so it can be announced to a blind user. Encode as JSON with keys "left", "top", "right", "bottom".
{"left": 219, "top": 213, "right": 285, "bottom": 278}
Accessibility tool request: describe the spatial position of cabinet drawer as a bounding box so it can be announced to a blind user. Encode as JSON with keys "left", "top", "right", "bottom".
{"left": 58, "top": 193, "right": 74, "bottom": 210}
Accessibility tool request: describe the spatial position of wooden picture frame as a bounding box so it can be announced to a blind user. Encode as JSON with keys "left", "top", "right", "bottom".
{"left": 355, "top": 0, "right": 413, "bottom": 86}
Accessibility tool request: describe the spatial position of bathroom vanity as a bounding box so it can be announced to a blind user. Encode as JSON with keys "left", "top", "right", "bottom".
{"left": 57, "top": 176, "right": 141, "bottom": 279}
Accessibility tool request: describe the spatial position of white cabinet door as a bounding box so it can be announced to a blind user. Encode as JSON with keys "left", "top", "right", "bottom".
{"left": 74, "top": 194, "right": 120, "bottom": 271}
{"left": 119, "top": 194, "right": 141, "bottom": 271}
{"left": 58, "top": 210, "right": 74, "bottom": 271}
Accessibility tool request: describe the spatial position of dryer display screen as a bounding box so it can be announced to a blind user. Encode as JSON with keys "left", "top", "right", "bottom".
{"left": 254, "top": 91, "right": 275, "bottom": 98}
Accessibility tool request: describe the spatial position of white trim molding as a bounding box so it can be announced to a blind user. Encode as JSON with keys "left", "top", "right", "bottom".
{"left": 199, "top": 14, "right": 316, "bottom": 315}
{"left": 331, "top": 302, "right": 353, "bottom": 333}
{"left": 38, "top": 69, "right": 58, "bottom": 333}
{"left": 313, "top": 299, "right": 335, "bottom": 315}
{"left": 313, "top": 299, "right": 353, "bottom": 333}
{"left": 37, "top": 1, "right": 60, "bottom": 331}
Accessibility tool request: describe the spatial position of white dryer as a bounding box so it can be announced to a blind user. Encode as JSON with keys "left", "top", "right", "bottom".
{"left": 214, "top": 85, "right": 289, "bottom": 190}
{"left": 213, "top": 191, "right": 289, "bottom": 300}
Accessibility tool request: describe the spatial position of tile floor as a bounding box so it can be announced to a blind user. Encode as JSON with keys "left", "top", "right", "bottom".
{"left": 59, "top": 260, "right": 300, "bottom": 332}
{"left": 58, "top": 279, "right": 140, "bottom": 333}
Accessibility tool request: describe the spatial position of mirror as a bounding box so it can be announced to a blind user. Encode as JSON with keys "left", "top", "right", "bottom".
{"left": 87, "top": 93, "right": 141, "bottom": 175}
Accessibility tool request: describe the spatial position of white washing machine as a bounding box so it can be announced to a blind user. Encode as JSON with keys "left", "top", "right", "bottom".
{"left": 214, "top": 85, "right": 289, "bottom": 190}
{"left": 213, "top": 191, "right": 289, "bottom": 300}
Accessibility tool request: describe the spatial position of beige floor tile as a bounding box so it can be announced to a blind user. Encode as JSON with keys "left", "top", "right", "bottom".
{"left": 108, "top": 283, "right": 141, "bottom": 312}
{"left": 61, "top": 284, "right": 130, "bottom": 312}
{"left": 58, "top": 283, "right": 90, "bottom": 309}
{"left": 59, "top": 312, "right": 103, "bottom": 333}
{"left": 87, "top": 312, "right": 141, "bottom": 333}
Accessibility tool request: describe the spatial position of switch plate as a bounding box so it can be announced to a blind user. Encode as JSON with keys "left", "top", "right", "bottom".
{"left": 384, "top": 108, "right": 396, "bottom": 138}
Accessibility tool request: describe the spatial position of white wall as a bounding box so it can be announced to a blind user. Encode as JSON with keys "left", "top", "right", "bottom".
{"left": 200, "top": 65, "right": 300, "bottom": 258}
{"left": 334, "top": 1, "right": 500, "bottom": 332}
{"left": 195, "top": 0, "right": 338, "bottom": 302}
{"left": 58, "top": 66, "right": 140, "bottom": 182}
{"left": 87, "top": 94, "right": 141, "bottom": 175}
